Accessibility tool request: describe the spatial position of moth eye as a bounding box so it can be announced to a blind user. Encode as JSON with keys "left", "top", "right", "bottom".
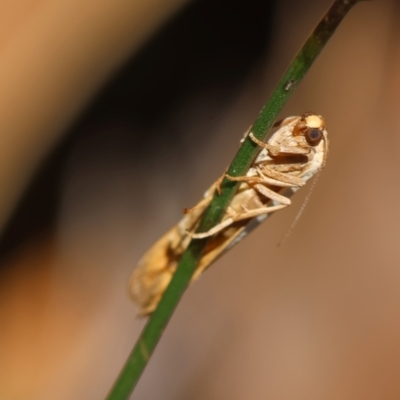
{"left": 305, "top": 128, "right": 323, "bottom": 146}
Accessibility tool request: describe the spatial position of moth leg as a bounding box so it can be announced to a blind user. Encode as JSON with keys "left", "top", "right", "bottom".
{"left": 226, "top": 172, "right": 297, "bottom": 188}
{"left": 232, "top": 203, "right": 288, "bottom": 222}
{"left": 215, "top": 173, "right": 225, "bottom": 194}
{"left": 249, "top": 132, "right": 310, "bottom": 156}
{"left": 253, "top": 184, "right": 291, "bottom": 205}
{"left": 189, "top": 218, "right": 236, "bottom": 239}
{"left": 191, "top": 190, "right": 289, "bottom": 239}
{"left": 225, "top": 173, "right": 293, "bottom": 206}
{"left": 256, "top": 166, "right": 306, "bottom": 187}
{"left": 190, "top": 204, "right": 287, "bottom": 239}
{"left": 183, "top": 174, "right": 229, "bottom": 215}
{"left": 260, "top": 163, "right": 304, "bottom": 172}
{"left": 225, "top": 173, "right": 278, "bottom": 186}
{"left": 240, "top": 125, "right": 253, "bottom": 143}
{"left": 248, "top": 132, "right": 280, "bottom": 155}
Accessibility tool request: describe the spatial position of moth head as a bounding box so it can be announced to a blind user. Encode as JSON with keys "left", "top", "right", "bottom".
{"left": 293, "top": 112, "right": 325, "bottom": 146}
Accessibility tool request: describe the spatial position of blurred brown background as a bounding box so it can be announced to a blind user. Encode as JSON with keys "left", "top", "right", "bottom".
{"left": 1, "top": 0, "right": 400, "bottom": 399}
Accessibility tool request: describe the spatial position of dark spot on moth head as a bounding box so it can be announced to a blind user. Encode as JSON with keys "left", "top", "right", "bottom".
{"left": 305, "top": 127, "right": 323, "bottom": 146}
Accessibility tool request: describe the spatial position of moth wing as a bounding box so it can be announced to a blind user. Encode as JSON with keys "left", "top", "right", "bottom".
{"left": 129, "top": 190, "right": 212, "bottom": 315}
{"left": 192, "top": 222, "right": 249, "bottom": 280}
{"left": 131, "top": 221, "right": 252, "bottom": 315}
{"left": 192, "top": 183, "right": 268, "bottom": 279}
{"left": 129, "top": 191, "right": 256, "bottom": 314}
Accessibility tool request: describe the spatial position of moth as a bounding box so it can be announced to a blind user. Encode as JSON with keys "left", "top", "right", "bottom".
{"left": 129, "top": 113, "right": 329, "bottom": 315}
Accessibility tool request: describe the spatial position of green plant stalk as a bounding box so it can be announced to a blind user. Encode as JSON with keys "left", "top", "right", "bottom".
{"left": 106, "top": 1, "right": 369, "bottom": 399}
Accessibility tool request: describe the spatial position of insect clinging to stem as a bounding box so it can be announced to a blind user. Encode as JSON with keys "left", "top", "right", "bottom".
{"left": 129, "top": 112, "right": 329, "bottom": 315}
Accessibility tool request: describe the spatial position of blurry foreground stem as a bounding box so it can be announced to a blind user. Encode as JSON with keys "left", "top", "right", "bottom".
{"left": 106, "top": 1, "right": 369, "bottom": 399}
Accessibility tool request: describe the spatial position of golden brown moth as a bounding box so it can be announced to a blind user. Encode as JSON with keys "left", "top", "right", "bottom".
{"left": 129, "top": 113, "right": 329, "bottom": 315}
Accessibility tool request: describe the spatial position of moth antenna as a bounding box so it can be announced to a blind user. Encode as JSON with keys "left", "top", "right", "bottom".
{"left": 277, "top": 171, "right": 321, "bottom": 247}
